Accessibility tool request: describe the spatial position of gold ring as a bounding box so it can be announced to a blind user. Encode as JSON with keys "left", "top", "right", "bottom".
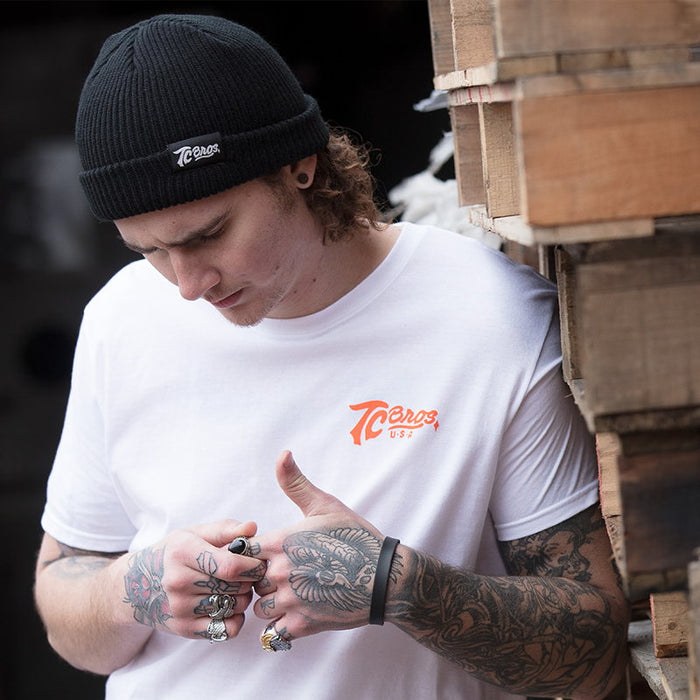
{"left": 260, "top": 623, "right": 292, "bottom": 652}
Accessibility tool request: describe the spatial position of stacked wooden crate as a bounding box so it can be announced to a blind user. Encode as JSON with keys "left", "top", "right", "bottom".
{"left": 426, "top": 1, "right": 700, "bottom": 697}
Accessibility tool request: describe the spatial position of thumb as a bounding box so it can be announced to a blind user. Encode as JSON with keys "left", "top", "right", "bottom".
{"left": 275, "top": 450, "right": 340, "bottom": 518}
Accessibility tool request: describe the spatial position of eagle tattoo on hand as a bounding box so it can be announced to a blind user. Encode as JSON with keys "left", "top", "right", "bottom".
{"left": 282, "top": 528, "right": 382, "bottom": 613}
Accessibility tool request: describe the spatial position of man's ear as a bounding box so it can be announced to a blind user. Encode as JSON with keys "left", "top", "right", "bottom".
{"left": 290, "top": 154, "right": 317, "bottom": 188}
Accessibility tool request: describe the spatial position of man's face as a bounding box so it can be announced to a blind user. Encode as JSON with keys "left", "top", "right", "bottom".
{"left": 115, "top": 167, "right": 323, "bottom": 327}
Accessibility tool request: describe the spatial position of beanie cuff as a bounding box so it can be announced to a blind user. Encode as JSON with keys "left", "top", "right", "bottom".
{"left": 80, "top": 96, "right": 329, "bottom": 221}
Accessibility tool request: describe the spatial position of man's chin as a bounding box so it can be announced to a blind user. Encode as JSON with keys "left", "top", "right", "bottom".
{"left": 219, "top": 309, "right": 265, "bottom": 327}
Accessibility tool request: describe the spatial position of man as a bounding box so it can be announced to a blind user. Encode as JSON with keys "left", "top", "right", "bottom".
{"left": 34, "top": 13, "right": 629, "bottom": 699}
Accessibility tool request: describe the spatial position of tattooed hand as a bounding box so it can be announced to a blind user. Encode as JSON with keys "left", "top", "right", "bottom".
{"left": 252, "top": 451, "right": 401, "bottom": 640}
{"left": 122, "top": 519, "right": 265, "bottom": 640}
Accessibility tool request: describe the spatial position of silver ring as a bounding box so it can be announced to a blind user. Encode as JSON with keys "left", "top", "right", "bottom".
{"left": 206, "top": 594, "right": 235, "bottom": 642}
{"left": 207, "top": 617, "right": 228, "bottom": 643}
{"left": 260, "top": 623, "right": 292, "bottom": 652}
{"left": 228, "top": 536, "right": 252, "bottom": 557}
{"left": 208, "top": 594, "right": 235, "bottom": 618}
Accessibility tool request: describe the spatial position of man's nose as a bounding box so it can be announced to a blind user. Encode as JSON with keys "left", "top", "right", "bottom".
{"left": 169, "top": 250, "right": 219, "bottom": 301}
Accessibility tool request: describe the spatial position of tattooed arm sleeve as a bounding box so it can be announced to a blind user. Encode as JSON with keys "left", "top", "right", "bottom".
{"left": 34, "top": 532, "right": 153, "bottom": 675}
{"left": 385, "top": 504, "right": 630, "bottom": 699}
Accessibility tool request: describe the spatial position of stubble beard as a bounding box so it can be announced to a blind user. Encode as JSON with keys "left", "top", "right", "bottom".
{"left": 220, "top": 284, "right": 287, "bottom": 327}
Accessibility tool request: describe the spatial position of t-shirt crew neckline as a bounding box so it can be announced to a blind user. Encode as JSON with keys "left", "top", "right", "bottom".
{"left": 247, "top": 222, "right": 422, "bottom": 340}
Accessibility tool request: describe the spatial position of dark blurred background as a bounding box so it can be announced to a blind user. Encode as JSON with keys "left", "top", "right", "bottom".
{"left": 0, "top": 1, "right": 448, "bottom": 697}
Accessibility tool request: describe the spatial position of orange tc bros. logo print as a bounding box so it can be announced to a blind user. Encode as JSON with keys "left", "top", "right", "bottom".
{"left": 349, "top": 400, "right": 439, "bottom": 445}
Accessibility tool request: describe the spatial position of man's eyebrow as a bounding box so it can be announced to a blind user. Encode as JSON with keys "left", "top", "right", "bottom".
{"left": 121, "top": 210, "right": 230, "bottom": 253}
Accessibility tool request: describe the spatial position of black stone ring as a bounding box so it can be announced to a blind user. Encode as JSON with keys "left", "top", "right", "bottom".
{"left": 228, "top": 536, "right": 252, "bottom": 557}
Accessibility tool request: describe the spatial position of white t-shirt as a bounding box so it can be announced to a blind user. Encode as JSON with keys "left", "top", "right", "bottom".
{"left": 42, "top": 222, "right": 598, "bottom": 699}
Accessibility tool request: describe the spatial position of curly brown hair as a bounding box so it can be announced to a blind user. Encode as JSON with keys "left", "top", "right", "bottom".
{"left": 304, "top": 127, "right": 384, "bottom": 241}
{"left": 262, "top": 127, "right": 385, "bottom": 242}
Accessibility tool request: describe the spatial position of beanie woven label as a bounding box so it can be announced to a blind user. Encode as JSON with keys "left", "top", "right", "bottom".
{"left": 168, "top": 132, "right": 224, "bottom": 171}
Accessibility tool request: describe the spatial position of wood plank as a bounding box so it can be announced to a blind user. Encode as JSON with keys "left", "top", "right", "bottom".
{"left": 493, "top": 0, "right": 700, "bottom": 58}
{"left": 500, "top": 239, "right": 539, "bottom": 270}
{"left": 478, "top": 101, "right": 519, "bottom": 218}
{"left": 448, "top": 104, "right": 485, "bottom": 206}
{"left": 435, "top": 54, "right": 555, "bottom": 87}
{"left": 619, "top": 448, "right": 700, "bottom": 585}
{"left": 596, "top": 432, "right": 622, "bottom": 519}
{"left": 659, "top": 656, "right": 691, "bottom": 700}
{"left": 516, "top": 62, "right": 700, "bottom": 100}
{"left": 585, "top": 404, "right": 700, "bottom": 437}
{"left": 603, "top": 514, "right": 626, "bottom": 587}
{"left": 689, "top": 550, "right": 700, "bottom": 699}
{"left": 433, "top": 48, "right": 694, "bottom": 90}
{"left": 427, "top": 0, "right": 455, "bottom": 76}
{"left": 467, "top": 207, "right": 653, "bottom": 245}
{"left": 554, "top": 246, "right": 581, "bottom": 385}
{"left": 516, "top": 84, "right": 700, "bottom": 227}
{"left": 450, "top": 0, "right": 494, "bottom": 71}
{"left": 577, "top": 235, "right": 700, "bottom": 415}
{"left": 651, "top": 592, "right": 690, "bottom": 658}
{"left": 592, "top": 431, "right": 700, "bottom": 600}
{"left": 438, "top": 75, "right": 516, "bottom": 99}
{"left": 630, "top": 620, "right": 673, "bottom": 700}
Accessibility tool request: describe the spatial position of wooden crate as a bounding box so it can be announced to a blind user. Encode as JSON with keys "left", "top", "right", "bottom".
{"left": 594, "top": 429, "right": 700, "bottom": 600}
{"left": 553, "top": 229, "right": 700, "bottom": 425}
{"left": 446, "top": 62, "right": 700, "bottom": 230}
{"left": 429, "top": 0, "right": 700, "bottom": 235}
{"left": 429, "top": 0, "right": 700, "bottom": 85}
{"left": 578, "top": 234, "right": 700, "bottom": 417}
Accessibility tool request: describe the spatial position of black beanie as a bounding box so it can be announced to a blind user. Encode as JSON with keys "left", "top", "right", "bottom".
{"left": 76, "top": 14, "right": 329, "bottom": 221}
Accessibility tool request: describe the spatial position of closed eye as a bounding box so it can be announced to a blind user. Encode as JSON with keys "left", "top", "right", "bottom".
{"left": 120, "top": 226, "right": 225, "bottom": 256}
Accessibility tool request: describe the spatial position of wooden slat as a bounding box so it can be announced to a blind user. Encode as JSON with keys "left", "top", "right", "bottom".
{"left": 450, "top": 0, "right": 494, "bottom": 71}
{"left": 577, "top": 235, "right": 700, "bottom": 415}
{"left": 468, "top": 206, "right": 653, "bottom": 245}
{"left": 516, "top": 84, "right": 700, "bottom": 227}
{"left": 651, "top": 592, "right": 690, "bottom": 658}
{"left": 589, "top": 430, "right": 700, "bottom": 600}
{"left": 427, "top": 0, "right": 455, "bottom": 76}
{"left": 443, "top": 81, "right": 516, "bottom": 103}
{"left": 559, "top": 47, "right": 693, "bottom": 73}
{"left": 435, "top": 54, "right": 555, "bottom": 88}
{"left": 493, "top": 0, "right": 700, "bottom": 58}
{"left": 604, "top": 514, "right": 626, "bottom": 588}
{"left": 435, "top": 48, "right": 696, "bottom": 90}
{"left": 572, "top": 392, "right": 700, "bottom": 435}
{"left": 689, "top": 550, "right": 700, "bottom": 699}
{"left": 516, "top": 62, "right": 700, "bottom": 99}
{"left": 478, "top": 101, "right": 519, "bottom": 218}
{"left": 448, "top": 104, "right": 484, "bottom": 206}
{"left": 554, "top": 246, "right": 581, "bottom": 385}
{"left": 619, "top": 448, "right": 700, "bottom": 591}
{"left": 630, "top": 620, "right": 691, "bottom": 700}
{"left": 596, "top": 432, "right": 622, "bottom": 519}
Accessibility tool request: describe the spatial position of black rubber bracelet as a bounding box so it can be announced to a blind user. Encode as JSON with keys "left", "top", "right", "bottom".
{"left": 369, "top": 536, "right": 400, "bottom": 626}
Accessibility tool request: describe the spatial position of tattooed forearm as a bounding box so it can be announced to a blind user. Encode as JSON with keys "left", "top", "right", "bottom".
{"left": 497, "top": 503, "right": 601, "bottom": 580}
{"left": 386, "top": 506, "right": 626, "bottom": 697}
{"left": 41, "top": 542, "right": 124, "bottom": 578}
{"left": 123, "top": 546, "right": 172, "bottom": 629}
{"left": 388, "top": 552, "right": 623, "bottom": 697}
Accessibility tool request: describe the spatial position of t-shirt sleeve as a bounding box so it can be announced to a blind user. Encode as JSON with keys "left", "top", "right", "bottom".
{"left": 489, "top": 308, "right": 599, "bottom": 542}
{"left": 40, "top": 307, "right": 136, "bottom": 552}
